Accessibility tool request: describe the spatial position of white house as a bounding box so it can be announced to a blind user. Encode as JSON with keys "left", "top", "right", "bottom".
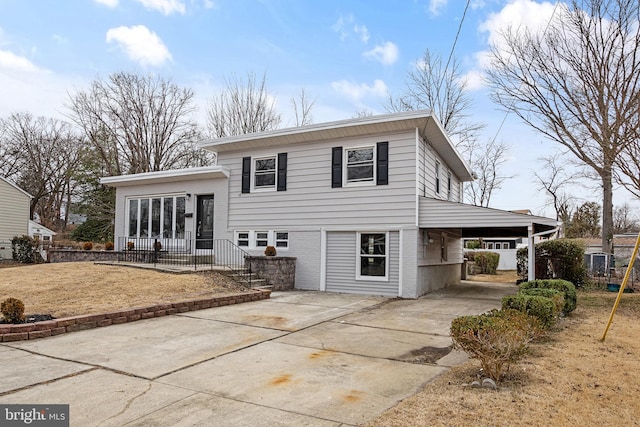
{"left": 102, "top": 111, "right": 558, "bottom": 298}
{"left": 0, "top": 176, "right": 32, "bottom": 260}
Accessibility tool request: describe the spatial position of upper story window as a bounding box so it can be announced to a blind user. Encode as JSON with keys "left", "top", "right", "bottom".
{"left": 447, "top": 172, "right": 452, "bottom": 200}
{"left": 435, "top": 161, "right": 441, "bottom": 194}
{"left": 253, "top": 156, "right": 276, "bottom": 190}
{"left": 346, "top": 146, "right": 375, "bottom": 184}
{"left": 242, "top": 153, "right": 287, "bottom": 194}
{"left": 332, "top": 142, "right": 388, "bottom": 188}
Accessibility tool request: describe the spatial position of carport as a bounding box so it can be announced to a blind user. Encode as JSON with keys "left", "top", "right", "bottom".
{"left": 419, "top": 198, "right": 560, "bottom": 280}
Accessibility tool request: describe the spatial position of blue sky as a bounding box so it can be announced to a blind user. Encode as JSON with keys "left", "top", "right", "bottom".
{"left": 0, "top": 0, "right": 635, "bottom": 216}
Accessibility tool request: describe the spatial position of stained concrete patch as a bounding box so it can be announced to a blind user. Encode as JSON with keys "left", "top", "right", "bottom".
{"left": 430, "top": 282, "right": 518, "bottom": 301}
{"left": 182, "top": 300, "right": 360, "bottom": 331}
{"left": 125, "top": 392, "right": 341, "bottom": 427}
{"left": 0, "top": 347, "right": 92, "bottom": 394}
{"left": 0, "top": 369, "right": 194, "bottom": 426}
{"left": 158, "top": 341, "right": 446, "bottom": 425}
{"left": 269, "top": 291, "right": 384, "bottom": 309}
{"left": 276, "top": 321, "right": 453, "bottom": 361}
{"left": 8, "top": 316, "right": 285, "bottom": 379}
{"left": 340, "top": 308, "right": 460, "bottom": 335}
{"left": 380, "top": 297, "right": 501, "bottom": 317}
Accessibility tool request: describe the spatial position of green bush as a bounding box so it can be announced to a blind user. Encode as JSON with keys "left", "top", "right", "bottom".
{"left": 521, "top": 288, "right": 565, "bottom": 317}
{"left": 1, "top": 297, "right": 25, "bottom": 323}
{"left": 519, "top": 279, "right": 577, "bottom": 315}
{"left": 465, "top": 240, "right": 481, "bottom": 249}
{"left": 450, "top": 309, "right": 542, "bottom": 382}
{"left": 473, "top": 251, "right": 500, "bottom": 274}
{"left": 11, "top": 235, "right": 41, "bottom": 264}
{"left": 517, "top": 239, "right": 587, "bottom": 286}
{"left": 502, "top": 294, "right": 556, "bottom": 328}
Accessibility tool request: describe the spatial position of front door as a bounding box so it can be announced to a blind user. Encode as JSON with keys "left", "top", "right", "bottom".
{"left": 196, "top": 195, "right": 214, "bottom": 249}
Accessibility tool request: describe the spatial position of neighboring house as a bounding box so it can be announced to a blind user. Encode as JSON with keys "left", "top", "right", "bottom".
{"left": 102, "top": 111, "right": 558, "bottom": 298}
{"left": 29, "top": 220, "right": 56, "bottom": 260}
{"left": 0, "top": 176, "right": 32, "bottom": 260}
{"left": 463, "top": 238, "right": 522, "bottom": 270}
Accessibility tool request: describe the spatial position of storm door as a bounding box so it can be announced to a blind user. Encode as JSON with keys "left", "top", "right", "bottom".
{"left": 196, "top": 195, "right": 214, "bottom": 249}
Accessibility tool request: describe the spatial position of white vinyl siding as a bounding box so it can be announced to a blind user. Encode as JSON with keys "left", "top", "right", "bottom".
{"left": 326, "top": 231, "right": 399, "bottom": 296}
{"left": 0, "top": 179, "right": 30, "bottom": 259}
{"left": 420, "top": 138, "right": 462, "bottom": 201}
{"left": 219, "top": 131, "right": 417, "bottom": 229}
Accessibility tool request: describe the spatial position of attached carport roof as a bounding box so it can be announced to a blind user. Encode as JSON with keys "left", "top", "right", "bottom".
{"left": 419, "top": 198, "right": 559, "bottom": 238}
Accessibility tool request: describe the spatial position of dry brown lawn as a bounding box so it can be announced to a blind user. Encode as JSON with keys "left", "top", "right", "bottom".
{"left": 0, "top": 262, "right": 247, "bottom": 317}
{"left": 367, "top": 291, "right": 640, "bottom": 427}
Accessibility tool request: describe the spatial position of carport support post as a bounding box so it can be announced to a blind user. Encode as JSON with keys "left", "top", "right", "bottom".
{"left": 527, "top": 224, "right": 534, "bottom": 282}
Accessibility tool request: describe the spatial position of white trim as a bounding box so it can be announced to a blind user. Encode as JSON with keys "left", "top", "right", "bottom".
{"left": 101, "top": 166, "right": 230, "bottom": 187}
{"left": 398, "top": 229, "right": 403, "bottom": 297}
{"left": 251, "top": 155, "right": 277, "bottom": 192}
{"left": 320, "top": 228, "right": 327, "bottom": 291}
{"left": 415, "top": 128, "right": 420, "bottom": 227}
{"left": 355, "top": 231, "right": 389, "bottom": 282}
{"left": 343, "top": 144, "right": 376, "bottom": 187}
{"left": 233, "top": 230, "right": 289, "bottom": 250}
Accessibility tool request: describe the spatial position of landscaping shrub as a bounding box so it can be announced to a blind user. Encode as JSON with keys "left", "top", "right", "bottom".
{"left": 521, "top": 288, "right": 565, "bottom": 317}
{"left": 519, "top": 279, "right": 577, "bottom": 315}
{"left": 451, "top": 309, "right": 542, "bottom": 382}
{"left": 473, "top": 251, "right": 500, "bottom": 274}
{"left": 517, "top": 239, "right": 587, "bottom": 286}
{"left": 11, "top": 235, "right": 41, "bottom": 264}
{"left": 154, "top": 241, "right": 162, "bottom": 251}
{"left": 264, "top": 245, "right": 277, "bottom": 256}
{"left": 465, "top": 240, "right": 481, "bottom": 249}
{"left": 1, "top": 297, "right": 25, "bottom": 323}
{"left": 83, "top": 241, "right": 94, "bottom": 251}
{"left": 127, "top": 241, "right": 135, "bottom": 251}
{"left": 105, "top": 242, "right": 114, "bottom": 251}
{"left": 502, "top": 294, "right": 556, "bottom": 328}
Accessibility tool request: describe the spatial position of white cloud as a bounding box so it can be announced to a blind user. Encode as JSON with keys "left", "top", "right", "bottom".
{"left": 332, "top": 79, "right": 388, "bottom": 102}
{"left": 106, "top": 25, "right": 172, "bottom": 67}
{"left": 0, "top": 50, "right": 45, "bottom": 73}
{"left": 363, "top": 42, "right": 399, "bottom": 65}
{"left": 429, "top": 0, "right": 448, "bottom": 16}
{"left": 331, "top": 14, "right": 353, "bottom": 41}
{"left": 94, "top": 0, "right": 119, "bottom": 7}
{"left": 354, "top": 24, "right": 369, "bottom": 43}
{"left": 134, "top": 0, "right": 186, "bottom": 15}
{"left": 202, "top": 0, "right": 216, "bottom": 9}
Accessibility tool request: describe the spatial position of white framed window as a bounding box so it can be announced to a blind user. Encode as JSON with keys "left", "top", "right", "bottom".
{"left": 447, "top": 172, "right": 452, "bottom": 200}
{"left": 127, "top": 195, "right": 186, "bottom": 239}
{"left": 345, "top": 146, "right": 375, "bottom": 185}
{"left": 236, "top": 231, "right": 249, "bottom": 247}
{"left": 253, "top": 156, "right": 277, "bottom": 191}
{"left": 357, "top": 232, "right": 388, "bottom": 281}
{"left": 275, "top": 232, "right": 289, "bottom": 248}
{"left": 255, "top": 231, "right": 269, "bottom": 247}
{"left": 487, "top": 242, "right": 494, "bottom": 250}
{"left": 435, "top": 161, "right": 441, "bottom": 194}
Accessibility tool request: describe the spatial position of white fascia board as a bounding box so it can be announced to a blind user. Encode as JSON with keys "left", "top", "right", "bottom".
{"left": 100, "top": 166, "right": 230, "bottom": 187}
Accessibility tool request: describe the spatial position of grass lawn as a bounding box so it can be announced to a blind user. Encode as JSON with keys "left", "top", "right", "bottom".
{"left": 0, "top": 262, "right": 248, "bottom": 318}
{"left": 367, "top": 290, "right": 640, "bottom": 427}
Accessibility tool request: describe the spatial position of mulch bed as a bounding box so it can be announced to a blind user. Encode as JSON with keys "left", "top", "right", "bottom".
{"left": 0, "top": 314, "right": 55, "bottom": 324}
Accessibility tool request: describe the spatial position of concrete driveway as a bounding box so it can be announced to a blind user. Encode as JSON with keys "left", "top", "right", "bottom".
{"left": 0, "top": 281, "right": 516, "bottom": 426}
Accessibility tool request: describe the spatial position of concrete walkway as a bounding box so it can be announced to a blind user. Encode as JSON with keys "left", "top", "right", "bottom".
{"left": 0, "top": 281, "right": 516, "bottom": 426}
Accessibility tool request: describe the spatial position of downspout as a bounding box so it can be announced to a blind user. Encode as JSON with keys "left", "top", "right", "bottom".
{"left": 527, "top": 224, "right": 560, "bottom": 281}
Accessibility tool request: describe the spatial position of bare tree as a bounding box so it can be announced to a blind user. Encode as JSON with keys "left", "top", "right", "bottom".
{"left": 353, "top": 109, "right": 374, "bottom": 119}
{"left": 485, "top": 0, "right": 640, "bottom": 252}
{"left": 533, "top": 153, "right": 580, "bottom": 234}
{"left": 613, "top": 203, "right": 640, "bottom": 234}
{"left": 207, "top": 72, "right": 281, "bottom": 138}
{"left": 386, "top": 49, "right": 513, "bottom": 207}
{"left": 464, "top": 139, "right": 512, "bottom": 207}
{"left": 1, "top": 112, "right": 85, "bottom": 230}
{"left": 67, "top": 72, "right": 204, "bottom": 176}
{"left": 386, "top": 49, "right": 485, "bottom": 151}
{"left": 291, "top": 88, "right": 315, "bottom": 126}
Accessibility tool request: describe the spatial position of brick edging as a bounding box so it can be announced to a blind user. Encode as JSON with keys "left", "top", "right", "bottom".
{"left": 0, "top": 289, "right": 271, "bottom": 342}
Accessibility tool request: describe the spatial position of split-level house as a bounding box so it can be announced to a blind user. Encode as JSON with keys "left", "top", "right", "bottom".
{"left": 102, "top": 110, "right": 558, "bottom": 298}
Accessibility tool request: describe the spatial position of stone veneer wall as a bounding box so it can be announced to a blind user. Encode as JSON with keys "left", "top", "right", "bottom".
{"left": 49, "top": 249, "right": 120, "bottom": 263}
{"left": 246, "top": 256, "right": 297, "bottom": 291}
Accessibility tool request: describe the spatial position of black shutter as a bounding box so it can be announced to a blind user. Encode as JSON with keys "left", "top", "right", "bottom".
{"left": 376, "top": 142, "right": 389, "bottom": 185}
{"left": 277, "top": 152, "right": 287, "bottom": 191}
{"left": 331, "top": 147, "right": 342, "bottom": 188}
{"left": 241, "top": 157, "right": 251, "bottom": 193}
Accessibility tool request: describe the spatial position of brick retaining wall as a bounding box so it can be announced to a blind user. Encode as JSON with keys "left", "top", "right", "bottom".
{"left": 246, "top": 256, "right": 297, "bottom": 291}
{"left": 0, "top": 289, "right": 271, "bottom": 342}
